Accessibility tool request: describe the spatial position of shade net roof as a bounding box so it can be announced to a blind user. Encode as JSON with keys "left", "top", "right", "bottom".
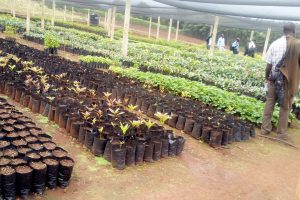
{"left": 53, "top": 0, "right": 300, "bottom": 33}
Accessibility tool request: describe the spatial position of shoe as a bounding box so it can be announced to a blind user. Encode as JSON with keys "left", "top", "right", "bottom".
{"left": 276, "top": 133, "right": 289, "bottom": 141}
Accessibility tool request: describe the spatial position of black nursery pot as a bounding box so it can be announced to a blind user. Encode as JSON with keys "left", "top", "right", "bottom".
{"left": 43, "top": 158, "right": 59, "bottom": 189}
{"left": 183, "top": 118, "right": 195, "bottom": 134}
{"left": 168, "top": 138, "right": 179, "bottom": 157}
{"left": 70, "top": 121, "right": 83, "bottom": 138}
{"left": 152, "top": 140, "right": 162, "bottom": 161}
{"left": 125, "top": 142, "right": 136, "bottom": 166}
{"left": 209, "top": 130, "right": 223, "bottom": 148}
{"left": 201, "top": 126, "right": 212, "bottom": 143}
{"left": 135, "top": 140, "right": 146, "bottom": 165}
{"left": 84, "top": 130, "right": 97, "bottom": 150}
{"left": 111, "top": 144, "right": 127, "bottom": 170}
{"left": 103, "top": 140, "right": 112, "bottom": 162}
{"left": 1, "top": 166, "right": 16, "bottom": 200}
{"left": 167, "top": 114, "right": 178, "bottom": 128}
{"left": 161, "top": 138, "right": 169, "bottom": 158}
{"left": 143, "top": 142, "right": 154, "bottom": 162}
{"left": 175, "top": 115, "right": 186, "bottom": 130}
{"left": 58, "top": 157, "right": 74, "bottom": 188}
{"left": 176, "top": 136, "right": 185, "bottom": 155}
{"left": 30, "top": 161, "right": 47, "bottom": 195}
{"left": 92, "top": 138, "right": 107, "bottom": 157}
{"left": 16, "top": 165, "right": 33, "bottom": 199}
{"left": 191, "top": 122, "right": 202, "bottom": 139}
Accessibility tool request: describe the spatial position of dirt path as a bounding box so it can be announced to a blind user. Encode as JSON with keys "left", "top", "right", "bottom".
{"left": 2, "top": 36, "right": 300, "bottom": 200}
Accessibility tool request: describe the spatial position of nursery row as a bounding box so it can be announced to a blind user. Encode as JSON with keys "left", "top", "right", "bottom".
{"left": 0, "top": 97, "right": 74, "bottom": 200}
{"left": 0, "top": 39, "right": 186, "bottom": 170}
{"left": 0, "top": 14, "right": 269, "bottom": 100}
{"left": 0, "top": 39, "right": 256, "bottom": 149}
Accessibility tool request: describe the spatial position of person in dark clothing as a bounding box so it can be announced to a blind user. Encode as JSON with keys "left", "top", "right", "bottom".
{"left": 244, "top": 39, "right": 256, "bottom": 57}
{"left": 231, "top": 38, "right": 240, "bottom": 54}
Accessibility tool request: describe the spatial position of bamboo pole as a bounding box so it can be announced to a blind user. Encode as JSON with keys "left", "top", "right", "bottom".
{"left": 250, "top": 30, "right": 254, "bottom": 40}
{"left": 167, "top": 18, "right": 173, "bottom": 41}
{"left": 107, "top": 8, "right": 112, "bottom": 36}
{"left": 263, "top": 28, "right": 272, "bottom": 58}
{"left": 87, "top": 9, "right": 90, "bottom": 26}
{"left": 41, "top": 0, "right": 45, "bottom": 29}
{"left": 104, "top": 12, "right": 107, "bottom": 29}
{"left": 175, "top": 20, "right": 180, "bottom": 41}
{"left": 148, "top": 16, "right": 152, "bottom": 38}
{"left": 111, "top": 7, "right": 116, "bottom": 40}
{"left": 122, "top": 0, "right": 131, "bottom": 56}
{"left": 51, "top": 0, "right": 55, "bottom": 26}
{"left": 156, "top": 16, "right": 160, "bottom": 40}
{"left": 12, "top": 0, "right": 16, "bottom": 18}
{"left": 209, "top": 25, "right": 213, "bottom": 35}
{"left": 71, "top": 7, "right": 74, "bottom": 22}
{"left": 26, "top": 0, "right": 31, "bottom": 33}
{"left": 209, "top": 16, "right": 219, "bottom": 55}
{"left": 64, "top": 5, "right": 66, "bottom": 22}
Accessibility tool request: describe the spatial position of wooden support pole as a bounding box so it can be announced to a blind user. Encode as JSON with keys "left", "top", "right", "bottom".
{"left": 122, "top": 0, "right": 131, "bottom": 56}
{"left": 263, "top": 28, "right": 271, "bottom": 58}
{"left": 26, "top": 0, "right": 31, "bottom": 33}
{"left": 87, "top": 9, "right": 90, "bottom": 26}
{"left": 175, "top": 20, "right": 180, "bottom": 41}
{"left": 98, "top": 15, "right": 101, "bottom": 26}
{"left": 64, "top": 5, "right": 66, "bottom": 22}
{"left": 156, "top": 16, "right": 160, "bottom": 40}
{"left": 71, "top": 7, "right": 74, "bottom": 22}
{"left": 12, "top": 0, "right": 16, "bottom": 18}
{"left": 107, "top": 8, "right": 112, "bottom": 36}
{"left": 41, "top": 0, "right": 45, "bottom": 29}
{"left": 110, "top": 7, "right": 116, "bottom": 40}
{"left": 51, "top": 0, "right": 55, "bottom": 26}
{"left": 167, "top": 18, "right": 173, "bottom": 42}
{"left": 148, "top": 16, "right": 152, "bottom": 38}
{"left": 209, "top": 16, "right": 219, "bottom": 55}
{"left": 250, "top": 30, "right": 254, "bottom": 40}
{"left": 104, "top": 12, "right": 107, "bottom": 29}
{"left": 209, "top": 25, "right": 213, "bottom": 35}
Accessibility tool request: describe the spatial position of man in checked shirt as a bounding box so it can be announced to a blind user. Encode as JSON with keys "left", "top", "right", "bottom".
{"left": 261, "top": 23, "right": 300, "bottom": 140}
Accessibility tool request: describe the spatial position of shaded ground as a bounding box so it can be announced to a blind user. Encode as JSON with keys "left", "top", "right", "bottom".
{"left": 1, "top": 36, "right": 300, "bottom": 200}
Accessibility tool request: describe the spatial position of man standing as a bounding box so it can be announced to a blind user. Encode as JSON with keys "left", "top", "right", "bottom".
{"left": 261, "top": 23, "right": 300, "bottom": 140}
{"left": 217, "top": 34, "right": 225, "bottom": 50}
{"left": 244, "top": 39, "right": 256, "bottom": 57}
{"left": 231, "top": 37, "right": 240, "bottom": 54}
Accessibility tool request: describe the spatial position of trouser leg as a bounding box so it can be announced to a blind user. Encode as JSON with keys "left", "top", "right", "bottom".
{"left": 276, "top": 106, "right": 290, "bottom": 135}
{"left": 261, "top": 82, "right": 276, "bottom": 134}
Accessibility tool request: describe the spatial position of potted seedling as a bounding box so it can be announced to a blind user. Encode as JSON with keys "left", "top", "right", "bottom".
{"left": 111, "top": 122, "right": 130, "bottom": 170}
{"left": 3, "top": 26, "right": 17, "bottom": 42}
{"left": 44, "top": 32, "right": 61, "bottom": 55}
{"left": 91, "top": 127, "right": 107, "bottom": 156}
{"left": 154, "top": 112, "right": 171, "bottom": 126}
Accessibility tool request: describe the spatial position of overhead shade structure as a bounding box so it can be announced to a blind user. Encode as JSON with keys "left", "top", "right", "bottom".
{"left": 154, "top": 0, "right": 300, "bottom": 21}
{"left": 177, "top": 0, "right": 300, "bottom": 6}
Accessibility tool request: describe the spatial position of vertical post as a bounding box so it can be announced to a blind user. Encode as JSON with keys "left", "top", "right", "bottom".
{"left": 263, "top": 28, "right": 271, "bottom": 58}
{"left": 107, "top": 8, "right": 112, "bottom": 36}
{"left": 98, "top": 15, "right": 101, "bottom": 26}
{"left": 12, "top": 0, "right": 16, "bottom": 18}
{"left": 111, "top": 7, "right": 116, "bottom": 40}
{"left": 41, "top": 0, "right": 45, "bottom": 29}
{"left": 71, "top": 7, "right": 74, "bottom": 22}
{"left": 51, "top": 0, "right": 55, "bottom": 26}
{"left": 250, "top": 30, "right": 254, "bottom": 40}
{"left": 32, "top": 5, "right": 35, "bottom": 17}
{"left": 156, "top": 16, "right": 160, "bottom": 40}
{"left": 148, "top": 16, "right": 152, "bottom": 38}
{"left": 175, "top": 20, "right": 180, "bottom": 41}
{"left": 26, "top": 0, "right": 31, "bottom": 33}
{"left": 64, "top": 5, "right": 66, "bottom": 22}
{"left": 87, "top": 9, "right": 90, "bottom": 26}
{"left": 209, "top": 25, "right": 213, "bottom": 35}
{"left": 209, "top": 16, "right": 219, "bottom": 55}
{"left": 167, "top": 18, "right": 173, "bottom": 41}
{"left": 104, "top": 12, "right": 107, "bottom": 29}
{"left": 122, "top": 0, "right": 131, "bottom": 56}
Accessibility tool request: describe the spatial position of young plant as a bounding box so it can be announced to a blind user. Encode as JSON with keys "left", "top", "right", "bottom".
{"left": 82, "top": 111, "right": 91, "bottom": 121}
{"left": 154, "top": 112, "right": 170, "bottom": 125}
{"left": 8, "top": 64, "right": 16, "bottom": 71}
{"left": 119, "top": 122, "right": 130, "bottom": 136}
{"left": 130, "top": 119, "right": 143, "bottom": 128}
{"left": 103, "top": 92, "right": 112, "bottom": 99}
{"left": 98, "top": 127, "right": 104, "bottom": 139}
{"left": 144, "top": 119, "right": 155, "bottom": 130}
{"left": 88, "top": 89, "right": 96, "bottom": 98}
{"left": 127, "top": 104, "right": 137, "bottom": 112}
{"left": 108, "top": 108, "right": 125, "bottom": 120}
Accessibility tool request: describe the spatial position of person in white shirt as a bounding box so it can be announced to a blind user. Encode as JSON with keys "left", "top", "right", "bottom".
{"left": 244, "top": 39, "right": 256, "bottom": 57}
{"left": 217, "top": 34, "right": 225, "bottom": 50}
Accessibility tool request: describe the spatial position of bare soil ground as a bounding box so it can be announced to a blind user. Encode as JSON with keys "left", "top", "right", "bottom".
{"left": 1, "top": 36, "right": 300, "bottom": 200}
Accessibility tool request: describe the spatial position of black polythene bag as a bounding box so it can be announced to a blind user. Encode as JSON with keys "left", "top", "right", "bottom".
{"left": 43, "top": 158, "right": 59, "bottom": 189}
{"left": 58, "top": 157, "right": 74, "bottom": 188}
{"left": 30, "top": 162, "right": 47, "bottom": 195}
{"left": 135, "top": 141, "right": 145, "bottom": 164}
{"left": 16, "top": 166, "right": 33, "bottom": 199}
{"left": 161, "top": 139, "right": 169, "bottom": 158}
{"left": 2, "top": 167, "right": 16, "bottom": 200}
